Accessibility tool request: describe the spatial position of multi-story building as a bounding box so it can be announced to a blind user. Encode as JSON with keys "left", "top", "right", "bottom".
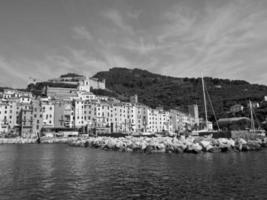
{"left": 77, "top": 100, "right": 111, "bottom": 129}
{"left": 20, "top": 107, "right": 33, "bottom": 137}
{"left": 41, "top": 98, "right": 54, "bottom": 127}
{"left": 188, "top": 104, "right": 199, "bottom": 126}
{"left": 78, "top": 77, "right": 105, "bottom": 91}
{"left": 0, "top": 100, "right": 19, "bottom": 133}
{"left": 147, "top": 108, "right": 172, "bottom": 133}
{"left": 32, "top": 100, "right": 43, "bottom": 137}
{"left": 132, "top": 103, "right": 147, "bottom": 132}
{"left": 74, "top": 99, "right": 85, "bottom": 128}
{"left": 170, "top": 109, "right": 196, "bottom": 132}
{"left": 54, "top": 100, "right": 74, "bottom": 128}
{"left": 0, "top": 101, "right": 10, "bottom": 133}
{"left": 3, "top": 89, "right": 32, "bottom": 99}
{"left": 20, "top": 99, "right": 43, "bottom": 138}
{"left": 76, "top": 91, "right": 96, "bottom": 101}
{"left": 46, "top": 87, "right": 78, "bottom": 100}
{"left": 110, "top": 102, "right": 130, "bottom": 133}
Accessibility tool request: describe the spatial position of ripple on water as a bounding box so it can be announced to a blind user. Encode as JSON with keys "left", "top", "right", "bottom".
{"left": 0, "top": 145, "right": 267, "bottom": 200}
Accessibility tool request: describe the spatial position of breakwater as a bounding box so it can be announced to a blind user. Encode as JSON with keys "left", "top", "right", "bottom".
{"left": 0, "top": 137, "right": 37, "bottom": 144}
{"left": 0, "top": 137, "right": 76, "bottom": 144}
{"left": 1, "top": 136, "right": 267, "bottom": 154}
{"left": 68, "top": 136, "right": 267, "bottom": 153}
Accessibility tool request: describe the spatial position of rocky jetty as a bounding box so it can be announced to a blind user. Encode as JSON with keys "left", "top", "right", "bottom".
{"left": 68, "top": 136, "right": 267, "bottom": 154}
{"left": 40, "top": 137, "right": 76, "bottom": 144}
{"left": 0, "top": 137, "right": 77, "bottom": 144}
{"left": 0, "top": 138, "right": 37, "bottom": 144}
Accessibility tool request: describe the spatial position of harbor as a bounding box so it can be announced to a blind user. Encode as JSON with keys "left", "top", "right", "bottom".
{"left": 1, "top": 134, "right": 267, "bottom": 154}
{"left": 1, "top": 144, "right": 267, "bottom": 199}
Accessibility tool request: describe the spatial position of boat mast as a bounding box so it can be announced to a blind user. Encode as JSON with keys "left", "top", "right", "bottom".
{"left": 249, "top": 100, "right": 255, "bottom": 133}
{"left": 202, "top": 74, "right": 208, "bottom": 129}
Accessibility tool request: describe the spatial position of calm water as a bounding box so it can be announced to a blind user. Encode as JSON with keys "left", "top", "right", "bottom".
{"left": 0, "top": 144, "right": 267, "bottom": 200}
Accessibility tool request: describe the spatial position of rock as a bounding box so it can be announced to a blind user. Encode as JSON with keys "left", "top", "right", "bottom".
{"left": 247, "top": 140, "right": 261, "bottom": 151}
{"left": 65, "top": 136, "right": 267, "bottom": 154}
{"left": 200, "top": 140, "right": 213, "bottom": 152}
{"left": 186, "top": 143, "right": 202, "bottom": 154}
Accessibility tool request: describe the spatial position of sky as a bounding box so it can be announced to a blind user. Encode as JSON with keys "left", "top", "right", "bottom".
{"left": 0, "top": 0, "right": 267, "bottom": 88}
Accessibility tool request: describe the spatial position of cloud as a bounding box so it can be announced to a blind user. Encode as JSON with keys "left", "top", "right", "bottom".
{"left": 2, "top": 0, "right": 267, "bottom": 88}
{"left": 72, "top": 26, "right": 93, "bottom": 41}
{"left": 145, "top": 0, "right": 267, "bottom": 83}
{"left": 102, "top": 9, "right": 134, "bottom": 34}
{"left": 0, "top": 56, "right": 26, "bottom": 87}
{"left": 68, "top": 48, "right": 107, "bottom": 69}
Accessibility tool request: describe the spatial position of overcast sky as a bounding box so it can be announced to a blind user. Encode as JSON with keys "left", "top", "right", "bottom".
{"left": 0, "top": 0, "right": 267, "bottom": 88}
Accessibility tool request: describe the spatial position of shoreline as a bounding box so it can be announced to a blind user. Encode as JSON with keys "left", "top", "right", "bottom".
{"left": 67, "top": 136, "right": 267, "bottom": 153}
{"left": 1, "top": 136, "right": 267, "bottom": 154}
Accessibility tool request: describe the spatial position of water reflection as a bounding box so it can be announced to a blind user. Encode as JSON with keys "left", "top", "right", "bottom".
{"left": 0, "top": 145, "right": 267, "bottom": 200}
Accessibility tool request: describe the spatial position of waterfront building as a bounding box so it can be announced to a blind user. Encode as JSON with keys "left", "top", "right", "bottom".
{"left": 111, "top": 102, "right": 131, "bottom": 133}
{"left": 0, "top": 101, "right": 10, "bottom": 133}
{"left": 20, "top": 99, "right": 43, "bottom": 138}
{"left": 188, "top": 104, "right": 199, "bottom": 126}
{"left": 32, "top": 100, "right": 43, "bottom": 137}
{"left": 147, "top": 108, "right": 172, "bottom": 133}
{"left": 54, "top": 100, "right": 74, "bottom": 128}
{"left": 74, "top": 99, "right": 85, "bottom": 128}
{"left": 0, "top": 100, "right": 19, "bottom": 133}
{"left": 20, "top": 107, "right": 33, "bottom": 137}
{"left": 41, "top": 98, "right": 54, "bottom": 128}
{"left": 132, "top": 103, "right": 147, "bottom": 132}
{"left": 170, "top": 109, "right": 196, "bottom": 132}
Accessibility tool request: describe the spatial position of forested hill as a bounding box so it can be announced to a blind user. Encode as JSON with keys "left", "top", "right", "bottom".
{"left": 93, "top": 67, "right": 267, "bottom": 119}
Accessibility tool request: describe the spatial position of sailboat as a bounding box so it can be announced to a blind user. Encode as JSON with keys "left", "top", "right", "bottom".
{"left": 248, "top": 100, "right": 265, "bottom": 136}
{"left": 191, "top": 74, "right": 220, "bottom": 136}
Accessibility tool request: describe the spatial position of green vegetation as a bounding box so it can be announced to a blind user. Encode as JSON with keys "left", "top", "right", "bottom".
{"left": 60, "top": 73, "right": 84, "bottom": 78}
{"left": 93, "top": 67, "right": 267, "bottom": 121}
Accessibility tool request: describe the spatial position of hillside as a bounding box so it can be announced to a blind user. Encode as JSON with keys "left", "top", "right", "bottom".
{"left": 93, "top": 67, "right": 267, "bottom": 120}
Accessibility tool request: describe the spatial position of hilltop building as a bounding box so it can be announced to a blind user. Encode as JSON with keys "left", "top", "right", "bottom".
{"left": 130, "top": 94, "right": 138, "bottom": 104}
{"left": 48, "top": 74, "right": 105, "bottom": 91}
{"left": 230, "top": 104, "right": 244, "bottom": 113}
{"left": 46, "top": 87, "right": 78, "bottom": 100}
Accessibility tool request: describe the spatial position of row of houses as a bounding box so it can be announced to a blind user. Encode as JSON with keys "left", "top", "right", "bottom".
{"left": 0, "top": 87, "right": 199, "bottom": 137}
